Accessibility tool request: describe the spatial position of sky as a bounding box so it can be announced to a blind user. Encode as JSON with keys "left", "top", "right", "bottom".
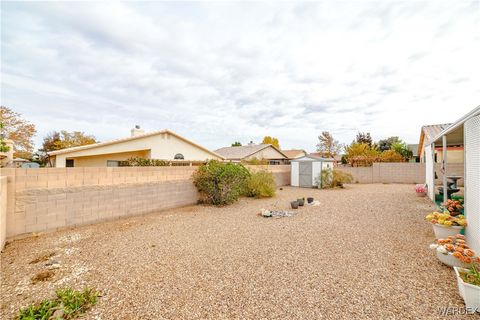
{"left": 1, "top": 1, "right": 479, "bottom": 152}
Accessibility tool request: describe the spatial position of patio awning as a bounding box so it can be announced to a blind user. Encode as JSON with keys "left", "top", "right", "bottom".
{"left": 430, "top": 106, "right": 480, "bottom": 203}
{"left": 432, "top": 106, "right": 480, "bottom": 145}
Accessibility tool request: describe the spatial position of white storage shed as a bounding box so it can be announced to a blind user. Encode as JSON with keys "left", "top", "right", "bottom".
{"left": 291, "top": 155, "right": 335, "bottom": 187}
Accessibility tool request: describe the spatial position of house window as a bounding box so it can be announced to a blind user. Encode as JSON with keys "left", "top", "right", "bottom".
{"left": 174, "top": 153, "right": 184, "bottom": 160}
{"left": 107, "top": 160, "right": 119, "bottom": 167}
{"left": 66, "top": 159, "right": 74, "bottom": 167}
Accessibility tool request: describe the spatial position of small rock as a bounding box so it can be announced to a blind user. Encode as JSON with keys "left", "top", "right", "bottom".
{"left": 45, "top": 259, "right": 60, "bottom": 266}
{"left": 50, "top": 308, "right": 64, "bottom": 319}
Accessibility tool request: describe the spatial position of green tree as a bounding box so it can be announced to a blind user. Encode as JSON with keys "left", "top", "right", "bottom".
{"left": 316, "top": 131, "right": 343, "bottom": 158}
{"left": 231, "top": 141, "right": 242, "bottom": 146}
{"left": 391, "top": 141, "right": 413, "bottom": 160}
{"left": 345, "top": 142, "right": 380, "bottom": 167}
{"left": 355, "top": 132, "right": 373, "bottom": 147}
{"left": 39, "top": 130, "right": 97, "bottom": 166}
{"left": 0, "top": 122, "right": 10, "bottom": 153}
{"left": 0, "top": 106, "right": 36, "bottom": 158}
{"left": 261, "top": 136, "right": 280, "bottom": 149}
{"left": 377, "top": 136, "right": 402, "bottom": 152}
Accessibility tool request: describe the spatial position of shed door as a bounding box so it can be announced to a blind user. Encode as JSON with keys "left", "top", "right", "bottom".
{"left": 299, "top": 162, "right": 312, "bottom": 187}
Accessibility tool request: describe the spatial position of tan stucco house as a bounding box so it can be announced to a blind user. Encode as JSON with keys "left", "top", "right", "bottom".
{"left": 48, "top": 128, "right": 224, "bottom": 167}
{"left": 281, "top": 149, "right": 307, "bottom": 159}
{"left": 214, "top": 143, "right": 288, "bottom": 164}
{"left": 418, "top": 124, "right": 464, "bottom": 163}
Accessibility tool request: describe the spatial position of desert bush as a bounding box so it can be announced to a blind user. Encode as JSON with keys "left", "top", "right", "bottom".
{"left": 125, "top": 157, "right": 167, "bottom": 166}
{"left": 193, "top": 160, "right": 250, "bottom": 205}
{"left": 246, "top": 169, "right": 276, "bottom": 198}
{"left": 317, "top": 168, "right": 353, "bottom": 188}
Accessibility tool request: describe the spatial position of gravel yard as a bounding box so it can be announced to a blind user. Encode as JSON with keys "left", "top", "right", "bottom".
{"left": 0, "top": 184, "right": 475, "bottom": 319}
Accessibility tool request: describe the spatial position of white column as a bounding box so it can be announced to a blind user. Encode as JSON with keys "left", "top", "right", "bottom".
{"left": 442, "top": 135, "right": 447, "bottom": 203}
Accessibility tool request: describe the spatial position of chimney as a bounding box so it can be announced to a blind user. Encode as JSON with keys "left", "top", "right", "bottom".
{"left": 131, "top": 125, "right": 145, "bottom": 137}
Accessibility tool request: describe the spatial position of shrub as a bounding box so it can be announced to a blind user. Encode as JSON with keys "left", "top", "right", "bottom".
{"left": 317, "top": 168, "right": 353, "bottom": 188}
{"left": 380, "top": 150, "right": 405, "bottom": 162}
{"left": 242, "top": 157, "right": 269, "bottom": 165}
{"left": 246, "top": 169, "right": 276, "bottom": 198}
{"left": 17, "top": 288, "right": 99, "bottom": 320}
{"left": 193, "top": 161, "right": 250, "bottom": 205}
{"left": 125, "top": 157, "right": 167, "bottom": 166}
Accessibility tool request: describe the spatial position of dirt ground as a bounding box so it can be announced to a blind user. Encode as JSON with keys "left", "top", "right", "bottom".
{"left": 1, "top": 184, "right": 475, "bottom": 319}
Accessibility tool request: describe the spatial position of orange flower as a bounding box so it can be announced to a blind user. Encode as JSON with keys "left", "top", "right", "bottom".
{"left": 455, "top": 246, "right": 464, "bottom": 253}
{"left": 445, "top": 244, "right": 454, "bottom": 251}
{"left": 464, "top": 249, "right": 474, "bottom": 257}
{"left": 464, "top": 257, "right": 472, "bottom": 264}
{"left": 452, "top": 251, "right": 463, "bottom": 259}
{"left": 456, "top": 239, "right": 466, "bottom": 244}
{"left": 456, "top": 234, "right": 465, "bottom": 240}
{"left": 476, "top": 257, "right": 480, "bottom": 263}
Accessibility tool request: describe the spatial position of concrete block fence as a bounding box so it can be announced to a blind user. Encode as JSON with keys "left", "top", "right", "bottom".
{"left": 0, "top": 165, "right": 291, "bottom": 244}
{"left": 336, "top": 163, "right": 464, "bottom": 186}
{"left": 0, "top": 162, "right": 459, "bottom": 247}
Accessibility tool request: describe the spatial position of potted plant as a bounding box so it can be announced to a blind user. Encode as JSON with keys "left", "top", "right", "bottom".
{"left": 451, "top": 238, "right": 480, "bottom": 310}
{"left": 430, "top": 234, "right": 470, "bottom": 268}
{"left": 307, "top": 197, "right": 314, "bottom": 204}
{"left": 425, "top": 211, "right": 466, "bottom": 239}
{"left": 291, "top": 201, "right": 299, "bottom": 209}
{"left": 441, "top": 199, "right": 463, "bottom": 216}
{"left": 415, "top": 184, "right": 427, "bottom": 197}
{"left": 297, "top": 198, "right": 305, "bottom": 206}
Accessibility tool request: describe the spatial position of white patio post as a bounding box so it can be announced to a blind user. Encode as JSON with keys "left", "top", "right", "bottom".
{"left": 442, "top": 135, "right": 448, "bottom": 203}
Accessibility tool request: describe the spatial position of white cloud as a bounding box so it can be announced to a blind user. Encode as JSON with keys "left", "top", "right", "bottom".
{"left": 1, "top": 1, "right": 479, "bottom": 152}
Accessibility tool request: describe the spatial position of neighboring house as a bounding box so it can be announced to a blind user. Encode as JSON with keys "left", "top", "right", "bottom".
{"left": 407, "top": 144, "right": 420, "bottom": 162}
{"left": 214, "top": 143, "right": 288, "bottom": 164}
{"left": 48, "top": 127, "right": 224, "bottom": 167}
{"left": 309, "top": 152, "right": 343, "bottom": 165}
{"left": 418, "top": 124, "right": 464, "bottom": 163}
{"left": 282, "top": 149, "right": 307, "bottom": 159}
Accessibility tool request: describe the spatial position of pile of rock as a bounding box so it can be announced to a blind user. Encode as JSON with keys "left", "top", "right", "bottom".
{"left": 260, "top": 209, "right": 296, "bottom": 218}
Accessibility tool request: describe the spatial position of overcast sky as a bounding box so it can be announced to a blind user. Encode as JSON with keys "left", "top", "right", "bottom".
{"left": 1, "top": 1, "right": 479, "bottom": 152}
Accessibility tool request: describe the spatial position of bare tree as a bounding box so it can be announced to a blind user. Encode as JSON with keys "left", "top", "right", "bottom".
{"left": 316, "top": 131, "right": 343, "bottom": 158}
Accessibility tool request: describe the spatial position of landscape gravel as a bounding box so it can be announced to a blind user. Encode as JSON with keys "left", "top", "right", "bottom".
{"left": 1, "top": 184, "right": 476, "bottom": 319}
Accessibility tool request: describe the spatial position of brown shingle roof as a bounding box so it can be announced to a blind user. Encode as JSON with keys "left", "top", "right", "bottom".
{"left": 281, "top": 149, "right": 306, "bottom": 159}
{"left": 214, "top": 144, "right": 287, "bottom": 160}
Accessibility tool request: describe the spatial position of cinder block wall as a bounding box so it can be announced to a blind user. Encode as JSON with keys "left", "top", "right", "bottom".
{"left": 0, "top": 177, "right": 7, "bottom": 250}
{"left": 335, "top": 163, "right": 464, "bottom": 186}
{"left": 434, "top": 163, "right": 464, "bottom": 187}
{"left": 0, "top": 165, "right": 291, "bottom": 240}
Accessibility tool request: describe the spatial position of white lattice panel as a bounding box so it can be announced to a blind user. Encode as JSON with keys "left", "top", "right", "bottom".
{"left": 465, "top": 115, "right": 480, "bottom": 252}
{"left": 425, "top": 145, "right": 435, "bottom": 200}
